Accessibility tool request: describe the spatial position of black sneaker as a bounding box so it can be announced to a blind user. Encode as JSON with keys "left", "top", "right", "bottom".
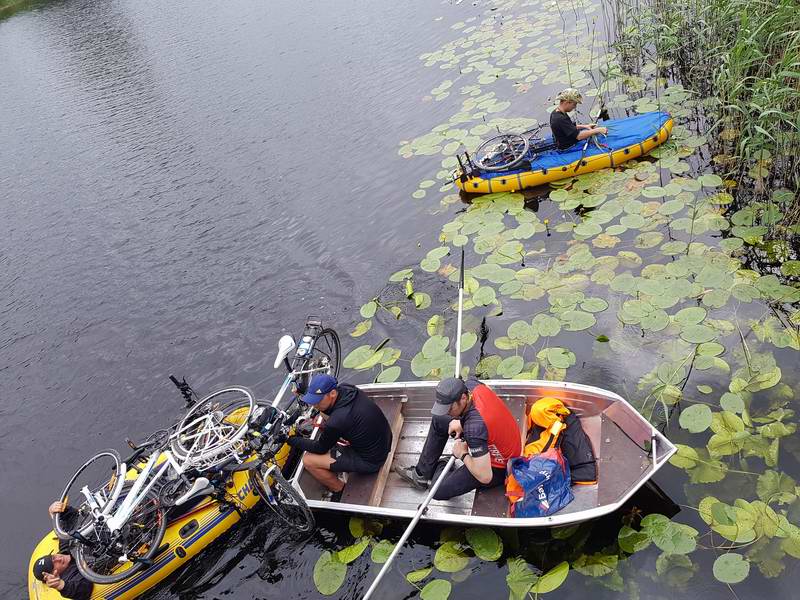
{"left": 321, "top": 488, "right": 343, "bottom": 503}
{"left": 394, "top": 465, "right": 431, "bottom": 490}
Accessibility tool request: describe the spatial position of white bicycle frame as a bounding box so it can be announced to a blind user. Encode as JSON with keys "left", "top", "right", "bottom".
{"left": 80, "top": 406, "right": 250, "bottom": 537}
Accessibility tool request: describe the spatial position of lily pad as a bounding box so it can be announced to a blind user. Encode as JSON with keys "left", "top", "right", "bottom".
{"left": 406, "top": 567, "right": 433, "bottom": 583}
{"left": 360, "top": 301, "right": 378, "bottom": 319}
{"left": 421, "top": 579, "right": 452, "bottom": 600}
{"left": 433, "top": 541, "right": 469, "bottom": 572}
{"left": 465, "top": 527, "right": 503, "bottom": 560}
{"left": 498, "top": 355, "right": 524, "bottom": 378}
{"left": 377, "top": 366, "right": 402, "bottom": 383}
{"left": 370, "top": 539, "right": 395, "bottom": 563}
{"left": 530, "top": 561, "right": 569, "bottom": 594}
{"left": 680, "top": 324, "right": 717, "bottom": 344}
{"left": 351, "top": 320, "right": 372, "bottom": 337}
{"left": 713, "top": 553, "right": 750, "bottom": 584}
{"left": 313, "top": 551, "right": 347, "bottom": 596}
{"left": 506, "top": 557, "right": 538, "bottom": 600}
{"left": 679, "top": 404, "right": 713, "bottom": 433}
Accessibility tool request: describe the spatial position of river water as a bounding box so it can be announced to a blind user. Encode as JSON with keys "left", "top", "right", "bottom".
{"left": 2, "top": 0, "right": 798, "bottom": 598}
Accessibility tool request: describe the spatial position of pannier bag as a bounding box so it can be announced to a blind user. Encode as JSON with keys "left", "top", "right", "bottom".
{"left": 524, "top": 396, "right": 597, "bottom": 484}
{"left": 505, "top": 446, "right": 574, "bottom": 517}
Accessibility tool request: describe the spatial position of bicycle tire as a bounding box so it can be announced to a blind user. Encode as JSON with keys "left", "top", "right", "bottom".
{"left": 73, "top": 483, "right": 167, "bottom": 584}
{"left": 171, "top": 386, "right": 256, "bottom": 465}
{"left": 53, "top": 449, "right": 124, "bottom": 541}
{"left": 296, "top": 328, "right": 341, "bottom": 394}
{"left": 252, "top": 464, "right": 315, "bottom": 533}
{"left": 474, "top": 134, "right": 529, "bottom": 171}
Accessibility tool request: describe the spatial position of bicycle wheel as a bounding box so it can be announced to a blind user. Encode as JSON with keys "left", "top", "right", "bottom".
{"left": 252, "top": 464, "right": 315, "bottom": 533}
{"left": 53, "top": 449, "right": 124, "bottom": 541}
{"left": 171, "top": 386, "right": 255, "bottom": 465}
{"left": 74, "top": 483, "right": 167, "bottom": 584}
{"left": 296, "top": 328, "right": 341, "bottom": 394}
{"left": 474, "top": 134, "right": 529, "bottom": 171}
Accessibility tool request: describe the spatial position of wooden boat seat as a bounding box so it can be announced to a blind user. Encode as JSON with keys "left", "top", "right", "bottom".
{"left": 470, "top": 395, "right": 526, "bottom": 518}
{"left": 340, "top": 397, "right": 404, "bottom": 506}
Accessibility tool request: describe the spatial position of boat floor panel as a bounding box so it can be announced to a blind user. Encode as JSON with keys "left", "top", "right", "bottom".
{"left": 597, "top": 414, "right": 651, "bottom": 506}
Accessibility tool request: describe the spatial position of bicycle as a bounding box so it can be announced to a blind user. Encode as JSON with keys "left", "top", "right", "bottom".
{"left": 52, "top": 386, "right": 256, "bottom": 584}
{"left": 51, "top": 317, "right": 340, "bottom": 583}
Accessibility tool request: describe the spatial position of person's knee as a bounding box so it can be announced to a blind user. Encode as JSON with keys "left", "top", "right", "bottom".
{"left": 302, "top": 452, "right": 330, "bottom": 469}
{"left": 432, "top": 488, "right": 454, "bottom": 501}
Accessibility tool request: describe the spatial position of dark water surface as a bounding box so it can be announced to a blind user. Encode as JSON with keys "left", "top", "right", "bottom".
{"left": 2, "top": 0, "right": 798, "bottom": 599}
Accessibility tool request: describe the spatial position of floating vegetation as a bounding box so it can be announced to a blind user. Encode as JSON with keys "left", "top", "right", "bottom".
{"left": 329, "top": 0, "right": 800, "bottom": 595}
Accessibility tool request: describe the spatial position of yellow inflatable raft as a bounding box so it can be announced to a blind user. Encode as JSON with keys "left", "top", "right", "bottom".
{"left": 28, "top": 443, "right": 292, "bottom": 600}
{"left": 455, "top": 111, "right": 673, "bottom": 194}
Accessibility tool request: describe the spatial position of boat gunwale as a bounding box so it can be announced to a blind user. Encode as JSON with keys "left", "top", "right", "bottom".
{"left": 290, "top": 379, "right": 677, "bottom": 527}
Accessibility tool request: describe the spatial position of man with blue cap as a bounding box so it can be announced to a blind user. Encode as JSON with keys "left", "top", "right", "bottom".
{"left": 288, "top": 374, "right": 392, "bottom": 501}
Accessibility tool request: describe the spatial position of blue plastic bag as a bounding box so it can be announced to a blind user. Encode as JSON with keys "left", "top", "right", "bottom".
{"left": 506, "top": 448, "right": 574, "bottom": 517}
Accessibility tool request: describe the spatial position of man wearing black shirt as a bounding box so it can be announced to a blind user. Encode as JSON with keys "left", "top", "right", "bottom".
{"left": 549, "top": 88, "right": 608, "bottom": 149}
{"left": 289, "top": 374, "right": 392, "bottom": 500}
{"left": 31, "top": 502, "right": 93, "bottom": 600}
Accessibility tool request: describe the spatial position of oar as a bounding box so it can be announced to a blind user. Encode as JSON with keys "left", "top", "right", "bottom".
{"left": 362, "top": 249, "right": 467, "bottom": 600}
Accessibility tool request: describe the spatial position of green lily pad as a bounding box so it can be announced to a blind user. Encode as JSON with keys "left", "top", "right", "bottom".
{"left": 699, "top": 173, "right": 724, "bottom": 187}
{"left": 498, "top": 355, "right": 524, "bottom": 378}
{"left": 573, "top": 553, "right": 618, "bottom": 577}
{"left": 421, "top": 579, "right": 452, "bottom": 600}
{"left": 434, "top": 541, "right": 469, "bottom": 572}
{"left": 580, "top": 297, "right": 609, "bottom": 313}
{"left": 351, "top": 320, "right": 372, "bottom": 337}
{"left": 313, "top": 551, "right": 347, "bottom": 595}
{"left": 641, "top": 514, "right": 698, "bottom": 554}
{"left": 377, "top": 366, "right": 402, "bottom": 383}
{"left": 360, "top": 301, "right": 378, "bottom": 319}
{"left": 530, "top": 561, "right": 569, "bottom": 594}
{"left": 465, "top": 527, "right": 503, "bottom": 560}
{"left": 618, "top": 525, "right": 651, "bottom": 553}
{"left": 421, "top": 257, "right": 441, "bottom": 272}
{"left": 679, "top": 404, "right": 712, "bottom": 433}
{"left": 532, "top": 314, "right": 562, "bottom": 337}
{"left": 473, "top": 286, "right": 497, "bottom": 306}
{"left": 506, "top": 557, "right": 538, "bottom": 600}
{"left": 680, "top": 324, "right": 717, "bottom": 344}
{"left": 370, "top": 539, "right": 395, "bottom": 563}
{"left": 406, "top": 567, "right": 433, "bottom": 583}
{"left": 561, "top": 310, "right": 596, "bottom": 331}
{"left": 713, "top": 553, "right": 750, "bottom": 584}
{"left": 460, "top": 332, "right": 478, "bottom": 352}
{"left": 336, "top": 537, "right": 370, "bottom": 564}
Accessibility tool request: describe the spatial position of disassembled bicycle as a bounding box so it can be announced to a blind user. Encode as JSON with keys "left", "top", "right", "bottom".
{"left": 51, "top": 317, "right": 340, "bottom": 584}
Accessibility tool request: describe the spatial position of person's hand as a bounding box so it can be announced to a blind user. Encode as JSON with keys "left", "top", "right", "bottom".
{"left": 448, "top": 419, "right": 463, "bottom": 439}
{"left": 452, "top": 439, "right": 469, "bottom": 460}
{"left": 43, "top": 572, "right": 65, "bottom": 591}
{"left": 48, "top": 501, "right": 65, "bottom": 517}
{"left": 596, "top": 126, "right": 608, "bottom": 135}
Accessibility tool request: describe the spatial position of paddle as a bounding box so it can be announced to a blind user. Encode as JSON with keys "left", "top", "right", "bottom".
{"left": 361, "top": 249, "right": 467, "bottom": 600}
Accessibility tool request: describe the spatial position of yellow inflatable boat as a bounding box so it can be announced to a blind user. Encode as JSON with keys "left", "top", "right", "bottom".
{"left": 454, "top": 111, "right": 673, "bottom": 194}
{"left": 28, "top": 443, "right": 293, "bottom": 600}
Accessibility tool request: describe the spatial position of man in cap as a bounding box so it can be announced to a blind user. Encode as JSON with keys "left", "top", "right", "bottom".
{"left": 395, "top": 377, "right": 521, "bottom": 500}
{"left": 288, "top": 374, "right": 392, "bottom": 501}
{"left": 550, "top": 88, "right": 608, "bottom": 149}
{"left": 30, "top": 502, "right": 93, "bottom": 599}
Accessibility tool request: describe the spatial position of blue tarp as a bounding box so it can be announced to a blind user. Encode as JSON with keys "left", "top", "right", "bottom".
{"left": 482, "top": 111, "right": 671, "bottom": 179}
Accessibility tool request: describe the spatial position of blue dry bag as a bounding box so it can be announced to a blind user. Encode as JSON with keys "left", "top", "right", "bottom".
{"left": 506, "top": 447, "right": 574, "bottom": 518}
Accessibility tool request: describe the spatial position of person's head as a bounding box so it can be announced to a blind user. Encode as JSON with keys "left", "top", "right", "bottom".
{"left": 556, "top": 88, "right": 582, "bottom": 112}
{"left": 302, "top": 374, "right": 339, "bottom": 411}
{"left": 32, "top": 553, "right": 70, "bottom": 581}
{"left": 431, "top": 377, "right": 469, "bottom": 418}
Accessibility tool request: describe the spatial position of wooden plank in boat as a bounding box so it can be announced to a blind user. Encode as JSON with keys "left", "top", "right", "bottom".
{"left": 340, "top": 397, "right": 405, "bottom": 506}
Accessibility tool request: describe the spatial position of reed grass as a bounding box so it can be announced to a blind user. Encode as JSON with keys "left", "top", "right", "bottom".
{"left": 606, "top": 0, "right": 800, "bottom": 238}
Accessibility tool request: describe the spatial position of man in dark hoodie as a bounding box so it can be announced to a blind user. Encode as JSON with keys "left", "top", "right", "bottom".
{"left": 288, "top": 374, "right": 392, "bottom": 501}
{"left": 30, "top": 502, "right": 93, "bottom": 600}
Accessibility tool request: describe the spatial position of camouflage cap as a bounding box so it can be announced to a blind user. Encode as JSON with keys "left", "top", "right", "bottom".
{"left": 556, "top": 88, "right": 583, "bottom": 103}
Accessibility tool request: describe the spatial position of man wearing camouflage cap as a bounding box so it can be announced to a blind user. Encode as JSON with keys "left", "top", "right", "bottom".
{"left": 550, "top": 88, "right": 608, "bottom": 149}
{"left": 395, "top": 377, "right": 521, "bottom": 500}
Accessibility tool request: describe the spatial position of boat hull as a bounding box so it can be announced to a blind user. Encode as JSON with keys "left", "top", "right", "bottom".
{"left": 455, "top": 112, "right": 673, "bottom": 194}
{"left": 293, "top": 379, "right": 676, "bottom": 527}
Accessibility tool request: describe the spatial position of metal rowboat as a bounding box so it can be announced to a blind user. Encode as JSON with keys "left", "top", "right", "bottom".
{"left": 290, "top": 379, "right": 676, "bottom": 527}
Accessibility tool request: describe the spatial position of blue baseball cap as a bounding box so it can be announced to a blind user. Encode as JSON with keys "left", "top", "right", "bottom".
{"left": 302, "top": 374, "right": 338, "bottom": 405}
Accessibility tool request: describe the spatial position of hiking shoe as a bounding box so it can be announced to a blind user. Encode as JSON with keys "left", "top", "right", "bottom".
{"left": 394, "top": 465, "right": 430, "bottom": 490}
{"left": 321, "top": 488, "right": 344, "bottom": 503}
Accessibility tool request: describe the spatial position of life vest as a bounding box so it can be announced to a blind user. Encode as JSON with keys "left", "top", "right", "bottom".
{"left": 471, "top": 384, "right": 522, "bottom": 469}
{"left": 523, "top": 396, "right": 597, "bottom": 484}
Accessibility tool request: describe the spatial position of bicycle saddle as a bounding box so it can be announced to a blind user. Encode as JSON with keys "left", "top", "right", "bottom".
{"left": 175, "top": 477, "right": 214, "bottom": 506}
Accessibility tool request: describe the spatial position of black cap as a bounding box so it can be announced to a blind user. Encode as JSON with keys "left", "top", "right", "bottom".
{"left": 32, "top": 555, "right": 54, "bottom": 582}
{"left": 431, "top": 377, "right": 468, "bottom": 416}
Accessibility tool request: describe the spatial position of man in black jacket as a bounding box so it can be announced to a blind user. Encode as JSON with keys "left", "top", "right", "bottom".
{"left": 31, "top": 502, "right": 93, "bottom": 600}
{"left": 288, "top": 374, "right": 392, "bottom": 500}
{"left": 550, "top": 88, "right": 608, "bottom": 149}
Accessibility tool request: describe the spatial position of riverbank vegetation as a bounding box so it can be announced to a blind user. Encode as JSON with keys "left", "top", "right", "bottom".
{"left": 610, "top": 0, "right": 800, "bottom": 240}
